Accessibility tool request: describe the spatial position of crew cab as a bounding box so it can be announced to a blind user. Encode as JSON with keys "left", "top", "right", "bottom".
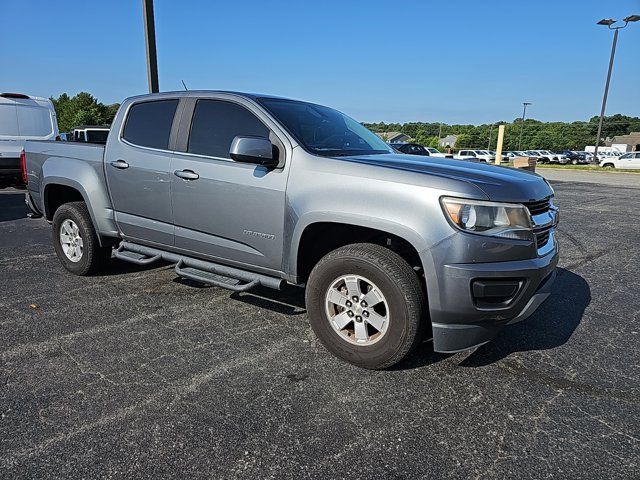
{"left": 23, "top": 91, "right": 559, "bottom": 369}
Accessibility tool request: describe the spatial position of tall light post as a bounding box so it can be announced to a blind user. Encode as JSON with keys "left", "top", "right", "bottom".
{"left": 142, "top": 0, "right": 159, "bottom": 93}
{"left": 593, "top": 15, "right": 640, "bottom": 163}
{"left": 518, "top": 102, "right": 532, "bottom": 150}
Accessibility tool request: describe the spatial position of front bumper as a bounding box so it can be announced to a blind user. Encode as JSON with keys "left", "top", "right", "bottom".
{"left": 423, "top": 235, "right": 559, "bottom": 353}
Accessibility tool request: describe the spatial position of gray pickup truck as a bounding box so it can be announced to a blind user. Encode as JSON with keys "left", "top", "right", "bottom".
{"left": 24, "top": 91, "right": 558, "bottom": 369}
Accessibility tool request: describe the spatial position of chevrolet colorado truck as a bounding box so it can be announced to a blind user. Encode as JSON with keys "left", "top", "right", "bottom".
{"left": 23, "top": 91, "right": 559, "bottom": 369}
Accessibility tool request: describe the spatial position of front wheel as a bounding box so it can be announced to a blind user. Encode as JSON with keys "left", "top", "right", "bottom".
{"left": 305, "top": 243, "right": 425, "bottom": 369}
{"left": 602, "top": 163, "right": 615, "bottom": 169}
{"left": 52, "top": 201, "right": 111, "bottom": 275}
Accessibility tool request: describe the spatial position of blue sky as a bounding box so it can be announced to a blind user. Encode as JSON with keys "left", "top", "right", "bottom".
{"left": 2, "top": 0, "right": 639, "bottom": 124}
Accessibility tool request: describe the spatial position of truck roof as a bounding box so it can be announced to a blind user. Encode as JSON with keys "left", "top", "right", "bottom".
{"left": 72, "top": 125, "right": 110, "bottom": 130}
{"left": 122, "top": 90, "right": 304, "bottom": 104}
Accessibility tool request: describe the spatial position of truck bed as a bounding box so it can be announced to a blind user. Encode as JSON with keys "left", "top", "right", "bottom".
{"left": 24, "top": 140, "right": 107, "bottom": 214}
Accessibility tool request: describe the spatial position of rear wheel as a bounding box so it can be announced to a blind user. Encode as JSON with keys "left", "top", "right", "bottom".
{"left": 52, "top": 202, "right": 111, "bottom": 275}
{"left": 305, "top": 243, "right": 425, "bottom": 369}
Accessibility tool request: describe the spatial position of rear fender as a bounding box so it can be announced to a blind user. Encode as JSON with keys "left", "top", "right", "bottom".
{"left": 41, "top": 157, "right": 118, "bottom": 240}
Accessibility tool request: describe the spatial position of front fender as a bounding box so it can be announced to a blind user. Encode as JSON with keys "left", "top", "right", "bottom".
{"left": 287, "top": 212, "right": 430, "bottom": 280}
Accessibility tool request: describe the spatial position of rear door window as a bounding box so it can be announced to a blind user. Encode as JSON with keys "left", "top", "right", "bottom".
{"left": 188, "top": 100, "right": 269, "bottom": 159}
{"left": 16, "top": 105, "right": 53, "bottom": 136}
{"left": 122, "top": 99, "right": 178, "bottom": 150}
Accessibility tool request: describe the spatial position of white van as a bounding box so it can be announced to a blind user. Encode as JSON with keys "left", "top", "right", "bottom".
{"left": 0, "top": 93, "right": 59, "bottom": 187}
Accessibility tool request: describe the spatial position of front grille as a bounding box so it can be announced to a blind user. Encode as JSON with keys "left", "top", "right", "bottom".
{"left": 524, "top": 197, "right": 552, "bottom": 216}
{"left": 534, "top": 226, "right": 552, "bottom": 249}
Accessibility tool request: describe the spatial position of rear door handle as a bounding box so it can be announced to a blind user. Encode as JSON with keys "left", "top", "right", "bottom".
{"left": 110, "top": 160, "right": 129, "bottom": 169}
{"left": 174, "top": 169, "right": 199, "bottom": 180}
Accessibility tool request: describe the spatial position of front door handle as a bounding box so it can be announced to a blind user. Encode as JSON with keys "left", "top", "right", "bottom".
{"left": 110, "top": 160, "right": 129, "bottom": 169}
{"left": 174, "top": 169, "right": 199, "bottom": 180}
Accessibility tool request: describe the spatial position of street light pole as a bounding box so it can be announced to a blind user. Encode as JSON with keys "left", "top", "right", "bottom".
{"left": 593, "top": 16, "right": 639, "bottom": 163}
{"left": 142, "top": 0, "right": 159, "bottom": 93}
{"left": 518, "top": 102, "right": 531, "bottom": 150}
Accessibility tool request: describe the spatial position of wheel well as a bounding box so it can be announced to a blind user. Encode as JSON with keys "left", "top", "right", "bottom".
{"left": 44, "top": 184, "right": 84, "bottom": 220}
{"left": 296, "top": 222, "right": 423, "bottom": 282}
{"left": 603, "top": 163, "right": 615, "bottom": 168}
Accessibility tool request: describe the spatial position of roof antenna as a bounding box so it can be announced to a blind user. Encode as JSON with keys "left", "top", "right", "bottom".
{"left": 181, "top": 80, "right": 188, "bottom": 91}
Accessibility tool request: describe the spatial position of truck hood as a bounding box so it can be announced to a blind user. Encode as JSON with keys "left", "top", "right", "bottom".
{"left": 337, "top": 153, "right": 553, "bottom": 202}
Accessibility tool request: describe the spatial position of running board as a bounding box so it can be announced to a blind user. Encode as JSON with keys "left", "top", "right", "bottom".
{"left": 113, "top": 245, "right": 161, "bottom": 265}
{"left": 175, "top": 260, "right": 259, "bottom": 292}
{"left": 114, "top": 241, "right": 284, "bottom": 292}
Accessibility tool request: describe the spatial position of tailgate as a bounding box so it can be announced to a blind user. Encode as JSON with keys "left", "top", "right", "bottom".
{"left": 0, "top": 154, "right": 20, "bottom": 173}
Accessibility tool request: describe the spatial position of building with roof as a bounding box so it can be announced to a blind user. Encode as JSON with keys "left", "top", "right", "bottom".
{"left": 606, "top": 132, "right": 640, "bottom": 152}
{"left": 376, "top": 132, "right": 412, "bottom": 143}
{"left": 438, "top": 134, "right": 458, "bottom": 148}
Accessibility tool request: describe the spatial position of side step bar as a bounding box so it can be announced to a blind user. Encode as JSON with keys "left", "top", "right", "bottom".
{"left": 113, "top": 241, "right": 284, "bottom": 292}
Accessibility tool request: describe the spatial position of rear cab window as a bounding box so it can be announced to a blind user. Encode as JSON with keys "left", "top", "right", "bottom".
{"left": 122, "top": 99, "right": 179, "bottom": 150}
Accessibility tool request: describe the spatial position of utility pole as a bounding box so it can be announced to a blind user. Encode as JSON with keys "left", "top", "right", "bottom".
{"left": 518, "top": 102, "right": 532, "bottom": 151}
{"left": 592, "top": 15, "right": 640, "bottom": 163}
{"left": 142, "top": 0, "right": 159, "bottom": 93}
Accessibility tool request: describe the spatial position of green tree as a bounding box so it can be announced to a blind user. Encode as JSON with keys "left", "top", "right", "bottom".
{"left": 50, "top": 92, "right": 120, "bottom": 132}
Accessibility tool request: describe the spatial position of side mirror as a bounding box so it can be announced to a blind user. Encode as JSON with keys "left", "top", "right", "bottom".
{"left": 229, "top": 136, "right": 278, "bottom": 168}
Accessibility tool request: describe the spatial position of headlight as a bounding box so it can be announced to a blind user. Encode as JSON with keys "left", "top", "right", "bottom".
{"left": 441, "top": 197, "right": 534, "bottom": 241}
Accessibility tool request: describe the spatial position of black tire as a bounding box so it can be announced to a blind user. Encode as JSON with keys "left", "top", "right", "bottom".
{"left": 52, "top": 201, "right": 111, "bottom": 275}
{"left": 602, "top": 163, "right": 615, "bottom": 169}
{"left": 305, "top": 243, "right": 425, "bottom": 369}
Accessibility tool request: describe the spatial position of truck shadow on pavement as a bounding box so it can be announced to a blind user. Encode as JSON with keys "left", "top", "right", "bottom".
{"left": 0, "top": 191, "right": 28, "bottom": 222}
{"left": 211, "top": 268, "right": 589, "bottom": 370}
{"left": 459, "top": 267, "right": 590, "bottom": 368}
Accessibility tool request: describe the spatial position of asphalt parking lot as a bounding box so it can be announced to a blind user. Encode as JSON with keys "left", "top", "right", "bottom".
{"left": 1, "top": 170, "right": 639, "bottom": 479}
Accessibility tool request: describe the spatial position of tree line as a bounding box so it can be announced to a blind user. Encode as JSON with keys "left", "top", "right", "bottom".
{"left": 364, "top": 114, "right": 640, "bottom": 151}
{"left": 49, "top": 92, "right": 639, "bottom": 151}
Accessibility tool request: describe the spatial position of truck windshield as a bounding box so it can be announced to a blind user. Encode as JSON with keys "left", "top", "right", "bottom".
{"left": 258, "top": 98, "right": 392, "bottom": 157}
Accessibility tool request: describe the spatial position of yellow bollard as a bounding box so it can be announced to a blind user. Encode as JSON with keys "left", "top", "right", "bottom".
{"left": 495, "top": 125, "right": 505, "bottom": 165}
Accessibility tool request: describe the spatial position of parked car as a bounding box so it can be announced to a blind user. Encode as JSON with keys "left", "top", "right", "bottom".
{"left": 23, "top": 91, "right": 558, "bottom": 369}
{"left": 71, "top": 126, "right": 110, "bottom": 144}
{"left": 600, "top": 151, "right": 640, "bottom": 169}
{"left": 488, "top": 150, "right": 508, "bottom": 162}
{"left": 0, "top": 92, "right": 59, "bottom": 188}
{"left": 525, "top": 150, "right": 552, "bottom": 164}
{"left": 558, "top": 151, "right": 588, "bottom": 165}
{"left": 530, "top": 150, "right": 567, "bottom": 164}
{"left": 505, "top": 151, "right": 528, "bottom": 159}
{"left": 454, "top": 149, "right": 494, "bottom": 162}
{"left": 595, "top": 150, "right": 622, "bottom": 162}
{"left": 389, "top": 142, "right": 430, "bottom": 156}
{"left": 389, "top": 143, "right": 448, "bottom": 158}
{"left": 423, "top": 146, "right": 447, "bottom": 157}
